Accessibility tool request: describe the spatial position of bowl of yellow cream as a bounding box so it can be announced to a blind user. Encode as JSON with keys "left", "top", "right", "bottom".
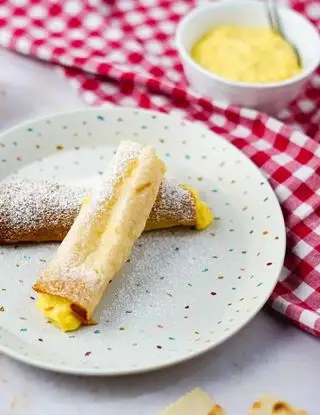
{"left": 176, "top": 0, "right": 320, "bottom": 114}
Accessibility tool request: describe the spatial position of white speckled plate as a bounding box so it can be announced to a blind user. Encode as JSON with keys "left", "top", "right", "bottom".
{"left": 0, "top": 108, "right": 285, "bottom": 375}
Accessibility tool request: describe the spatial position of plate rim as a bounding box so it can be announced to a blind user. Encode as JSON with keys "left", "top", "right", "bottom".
{"left": 0, "top": 107, "right": 286, "bottom": 375}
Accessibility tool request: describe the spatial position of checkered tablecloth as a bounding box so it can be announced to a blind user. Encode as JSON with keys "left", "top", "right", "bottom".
{"left": 0, "top": 0, "right": 319, "bottom": 337}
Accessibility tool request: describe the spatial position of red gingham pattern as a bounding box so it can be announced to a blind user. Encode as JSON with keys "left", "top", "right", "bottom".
{"left": 0, "top": 0, "right": 319, "bottom": 336}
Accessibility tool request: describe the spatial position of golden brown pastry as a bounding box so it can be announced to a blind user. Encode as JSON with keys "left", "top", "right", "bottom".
{"left": 33, "top": 141, "right": 164, "bottom": 330}
{"left": 0, "top": 176, "right": 212, "bottom": 244}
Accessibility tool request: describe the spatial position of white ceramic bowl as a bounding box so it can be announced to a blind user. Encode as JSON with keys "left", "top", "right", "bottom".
{"left": 176, "top": 0, "right": 320, "bottom": 114}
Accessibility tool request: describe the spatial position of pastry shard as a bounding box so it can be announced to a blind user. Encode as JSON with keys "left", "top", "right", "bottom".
{"left": 158, "top": 389, "right": 308, "bottom": 415}
{"left": 158, "top": 388, "right": 226, "bottom": 415}
{"left": 248, "top": 395, "right": 308, "bottom": 415}
{"left": 33, "top": 141, "right": 164, "bottom": 330}
{"left": 0, "top": 176, "right": 212, "bottom": 244}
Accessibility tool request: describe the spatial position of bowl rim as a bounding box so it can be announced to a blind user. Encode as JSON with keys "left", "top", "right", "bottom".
{"left": 175, "top": 0, "right": 320, "bottom": 89}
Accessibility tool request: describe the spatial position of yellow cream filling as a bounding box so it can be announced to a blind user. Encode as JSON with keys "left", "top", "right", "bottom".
{"left": 181, "top": 185, "right": 213, "bottom": 230}
{"left": 37, "top": 294, "right": 81, "bottom": 332}
{"left": 192, "top": 25, "right": 301, "bottom": 83}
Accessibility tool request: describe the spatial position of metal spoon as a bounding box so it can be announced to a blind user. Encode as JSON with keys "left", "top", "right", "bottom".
{"left": 266, "top": 0, "right": 302, "bottom": 66}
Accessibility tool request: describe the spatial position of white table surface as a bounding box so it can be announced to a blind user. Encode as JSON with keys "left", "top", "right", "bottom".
{"left": 0, "top": 47, "right": 319, "bottom": 415}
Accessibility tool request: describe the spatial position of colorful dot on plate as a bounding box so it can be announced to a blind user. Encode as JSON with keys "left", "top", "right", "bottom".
{"left": 132, "top": 343, "right": 138, "bottom": 347}
{"left": 157, "top": 324, "right": 164, "bottom": 329}
{"left": 212, "top": 255, "right": 218, "bottom": 259}
{"left": 169, "top": 336, "right": 175, "bottom": 340}
{"left": 85, "top": 351, "right": 91, "bottom": 357}
{"left": 19, "top": 317, "right": 27, "bottom": 320}
{"left": 194, "top": 331, "right": 200, "bottom": 335}
{"left": 210, "top": 292, "right": 217, "bottom": 296}
{"left": 239, "top": 298, "right": 244, "bottom": 302}
{"left": 30, "top": 296, "right": 35, "bottom": 301}
{"left": 187, "top": 283, "right": 192, "bottom": 287}
{"left": 20, "top": 328, "right": 27, "bottom": 332}
{"left": 185, "top": 154, "right": 190, "bottom": 159}
{"left": 266, "top": 262, "right": 273, "bottom": 266}
{"left": 202, "top": 268, "right": 209, "bottom": 272}
{"left": 0, "top": 306, "right": 5, "bottom": 312}
{"left": 197, "top": 176, "right": 203, "bottom": 182}
{"left": 229, "top": 248, "right": 234, "bottom": 252}
{"left": 257, "top": 283, "right": 263, "bottom": 287}
{"left": 94, "top": 329, "right": 100, "bottom": 334}
{"left": 263, "top": 230, "right": 269, "bottom": 235}
{"left": 119, "top": 327, "right": 125, "bottom": 331}
{"left": 159, "top": 138, "right": 165, "bottom": 143}
{"left": 167, "top": 292, "right": 173, "bottom": 298}
{"left": 156, "top": 345, "right": 162, "bottom": 349}
{"left": 217, "top": 275, "right": 224, "bottom": 280}
{"left": 27, "top": 127, "right": 33, "bottom": 132}
{"left": 1, "top": 159, "right": 6, "bottom": 162}
{"left": 184, "top": 305, "right": 190, "bottom": 309}
{"left": 16, "top": 156, "right": 22, "bottom": 161}
{"left": 165, "top": 153, "right": 170, "bottom": 157}
{"left": 242, "top": 206, "right": 248, "bottom": 211}
{"left": 68, "top": 335, "right": 75, "bottom": 339}
{"left": 212, "top": 188, "right": 218, "bottom": 192}
{"left": 97, "top": 115, "right": 105, "bottom": 121}
{"left": 241, "top": 250, "right": 247, "bottom": 254}
{"left": 117, "top": 118, "right": 123, "bottom": 122}
{"left": 275, "top": 236, "right": 279, "bottom": 240}
{"left": 38, "top": 338, "right": 43, "bottom": 342}
{"left": 56, "top": 145, "right": 64, "bottom": 151}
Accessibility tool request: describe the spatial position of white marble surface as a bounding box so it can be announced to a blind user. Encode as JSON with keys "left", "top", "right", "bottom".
{"left": 0, "top": 47, "right": 319, "bottom": 415}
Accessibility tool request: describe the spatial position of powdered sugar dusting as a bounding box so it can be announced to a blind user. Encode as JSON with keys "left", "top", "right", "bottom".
{"left": 0, "top": 178, "right": 88, "bottom": 243}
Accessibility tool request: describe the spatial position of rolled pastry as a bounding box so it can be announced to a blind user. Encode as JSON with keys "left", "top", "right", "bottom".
{"left": 33, "top": 141, "right": 164, "bottom": 330}
{"left": 0, "top": 176, "right": 212, "bottom": 244}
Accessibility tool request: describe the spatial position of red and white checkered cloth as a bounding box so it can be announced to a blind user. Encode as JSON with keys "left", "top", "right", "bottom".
{"left": 0, "top": 0, "right": 319, "bottom": 336}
